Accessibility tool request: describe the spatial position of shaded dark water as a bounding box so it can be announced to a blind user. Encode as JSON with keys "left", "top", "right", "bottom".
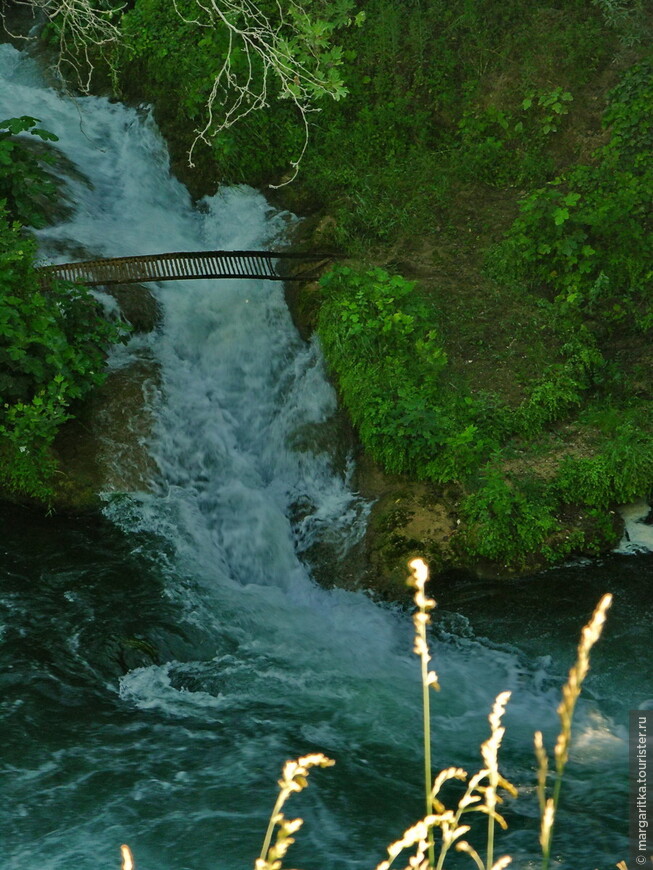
{"left": 2, "top": 501, "right": 649, "bottom": 869}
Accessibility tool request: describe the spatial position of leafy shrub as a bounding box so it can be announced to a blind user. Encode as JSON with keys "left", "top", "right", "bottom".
{"left": 318, "top": 265, "right": 451, "bottom": 473}
{"left": 318, "top": 265, "right": 503, "bottom": 482}
{"left": 495, "top": 61, "right": 653, "bottom": 329}
{"left": 0, "top": 116, "right": 59, "bottom": 227}
{"left": 554, "top": 421, "right": 653, "bottom": 507}
{"left": 459, "top": 467, "right": 560, "bottom": 565}
{"left": 0, "top": 211, "right": 125, "bottom": 499}
{"left": 512, "top": 327, "right": 605, "bottom": 436}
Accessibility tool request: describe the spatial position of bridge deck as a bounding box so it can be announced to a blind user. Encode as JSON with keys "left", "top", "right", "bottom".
{"left": 37, "top": 250, "right": 332, "bottom": 287}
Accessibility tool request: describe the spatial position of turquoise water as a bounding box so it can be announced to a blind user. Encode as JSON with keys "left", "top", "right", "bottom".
{"left": 1, "top": 41, "right": 650, "bottom": 870}
{"left": 2, "top": 501, "right": 649, "bottom": 869}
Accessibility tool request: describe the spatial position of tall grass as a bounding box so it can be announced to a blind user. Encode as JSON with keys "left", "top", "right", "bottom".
{"left": 535, "top": 592, "right": 613, "bottom": 870}
{"left": 120, "top": 560, "right": 615, "bottom": 870}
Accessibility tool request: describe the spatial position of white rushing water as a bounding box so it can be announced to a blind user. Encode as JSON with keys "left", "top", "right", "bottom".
{"left": 617, "top": 499, "right": 653, "bottom": 553}
{"left": 0, "top": 42, "right": 633, "bottom": 870}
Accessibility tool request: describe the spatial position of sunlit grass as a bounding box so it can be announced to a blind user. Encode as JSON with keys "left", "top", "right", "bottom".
{"left": 120, "top": 560, "right": 616, "bottom": 870}
{"left": 535, "top": 592, "right": 613, "bottom": 870}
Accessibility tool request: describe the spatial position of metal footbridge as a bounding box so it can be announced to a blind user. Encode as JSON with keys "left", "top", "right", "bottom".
{"left": 37, "top": 250, "right": 332, "bottom": 288}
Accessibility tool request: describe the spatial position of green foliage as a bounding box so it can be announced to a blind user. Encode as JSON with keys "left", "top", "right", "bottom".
{"left": 511, "top": 324, "right": 605, "bottom": 436}
{"left": 319, "top": 266, "right": 447, "bottom": 473}
{"left": 602, "top": 59, "right": 653, "bottom": 168}
{"left": 592, "top": 0, "right": 649, "bottom": 46}
{"left": 293, "top": 0, "right": 618, "bottom": 247}
{"left": 118, "top": 0, "right": 357, "bottom": 184}
{"left": 307, "top": 40, "right": 653, "bottom": 570}
{"left": 122, "top": 0, "right": 225, "bottom": 121}
{"left": 554, "top": 420, "right": 653, "bottom": 507}
{"left": 459, "top": 468, "right": 560, "bottom": 565}
{"left": 495, "top": 61, "right": 653, "bottom": 330}
{"left": 0, "top": 211, "right": 125, "bottom": 500}
{"left": 456, "top": 87, "right": 572, "bottom": 186}
{"left": 0, "top": 116, "right": 59, "bottom": 227}
{"left": 318, "top": 265, "right": 502, "bottom": 482}
{"left": 118, "top": 0, "right": 301, "bottom": 183}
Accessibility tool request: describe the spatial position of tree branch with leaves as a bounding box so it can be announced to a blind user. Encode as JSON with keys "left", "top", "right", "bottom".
{"left": 2, "top": 0, "right": 362, "bottom": 183}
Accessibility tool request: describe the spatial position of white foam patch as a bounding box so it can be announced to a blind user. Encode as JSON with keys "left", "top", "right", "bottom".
{"left": 617, "top": 498, "right": 653, "bottom": 553}
{"left": 118, "top": 663, "right": 227, "bottom": 715}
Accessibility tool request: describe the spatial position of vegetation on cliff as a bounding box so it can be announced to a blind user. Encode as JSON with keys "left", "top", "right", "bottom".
{"left": 0, "top": 116, "right": 125, "bottom": 501}
{"left": 315, "top": 51, "right": 653, "bottom": 572}
{"left": 6, "top": 0, "right": 653, "bottom": 571}
{"left": 112, "top": 0, "right": 650, "bottom": 576}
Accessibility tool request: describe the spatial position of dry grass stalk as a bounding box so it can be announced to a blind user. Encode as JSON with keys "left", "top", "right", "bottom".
{"left": 374, "top": 737, "right": 515, "bottom": 870}
{"left": 456, "top": 841, "right": 512, "bottom": 870}
{"left": 396, "top": 558, "right": 516, "bottom": 870}
{"left": 257, "top": 753, "right": 335, "bottom": 870}
{"left": 433, "top": 736, "right": 515, "bottom": 870}
{"left": 120, "top": 844, "right": 134, "bottom": 870}
{"left": 535, "top": 593, "right": 613, "bottom": 870}
{"left": 533, "top": 730, "right": 548, "bottom": 817}
{"left": 407, "top": 557, "right": 440, "bottom": 866}
{"left": 480, "top": 691, "right": 513, "bottom": 870}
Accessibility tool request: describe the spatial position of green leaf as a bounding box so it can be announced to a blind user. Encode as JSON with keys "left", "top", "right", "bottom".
{"left": 553, "top": 207, "right": 569, "bottom": 226}
{"left": 563, "top": 192, "right": 581, "bottom": 207}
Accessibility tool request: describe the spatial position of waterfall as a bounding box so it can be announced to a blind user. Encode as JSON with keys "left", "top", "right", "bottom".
{"left": 0, "top": 42, "right": 639, "bottom": 870}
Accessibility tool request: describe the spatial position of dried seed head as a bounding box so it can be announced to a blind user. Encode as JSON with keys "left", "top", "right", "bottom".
{"left": 481, "top": 691, "right": 512, "bottom": 777}
{"left": 407, "top": 558, "right": 440, "bottom": 692}
{"left": 554, "top": 593, "right": 612, "bottom": 772}
{"left": 540, "top": 798, "right": 555, "bottom": 852}
{"left": 408, "top": 557, "right": 429, "bottom": 589}
{"left": 431, "top": 767, "right": 468, "bottom": 800}
{"left": 278, "top": 754, "right": 335, "bottom": 792}
{"left": 533, "top": 730, "right": 548, "bottom": 815}
{"left": 120, "top": 845, "right": 134, "bottom": 870}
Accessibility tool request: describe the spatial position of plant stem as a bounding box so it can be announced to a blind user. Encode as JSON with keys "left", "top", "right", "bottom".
{"left": 487, "top": 811, "right": 495, "bottom": 870}
{"left": 422, "top": 652, "right": 435, "bottom": 867}
{"left": 408, "top": 558, "right": 439, "bottom": 868}
{"left": 541, "top": 776, "right": 563, "bottom": 870}
{"left": 260, "top": 792, "right": 286, "bottom": 863}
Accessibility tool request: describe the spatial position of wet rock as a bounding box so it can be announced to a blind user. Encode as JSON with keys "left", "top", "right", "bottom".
{"left": 102, "top": 636, "right": 159, "bottom": 677}
{"left": 51, "top": 358, "right": 160, "bottom": 510}
{"left": 104, "top": 283, "right": 161, "bottom": 333}
{"left": 352, "top": 453, "right": 460, "bottom": 599}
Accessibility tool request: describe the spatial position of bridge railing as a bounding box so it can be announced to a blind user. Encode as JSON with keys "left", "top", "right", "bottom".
{"left": 36, "top": 250, "right": 337, "bottom": 288}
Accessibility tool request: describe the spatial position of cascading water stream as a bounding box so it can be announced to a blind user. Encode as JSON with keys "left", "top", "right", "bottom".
{"left": 0, "top": 42, "right": 648, "bottom": 870}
